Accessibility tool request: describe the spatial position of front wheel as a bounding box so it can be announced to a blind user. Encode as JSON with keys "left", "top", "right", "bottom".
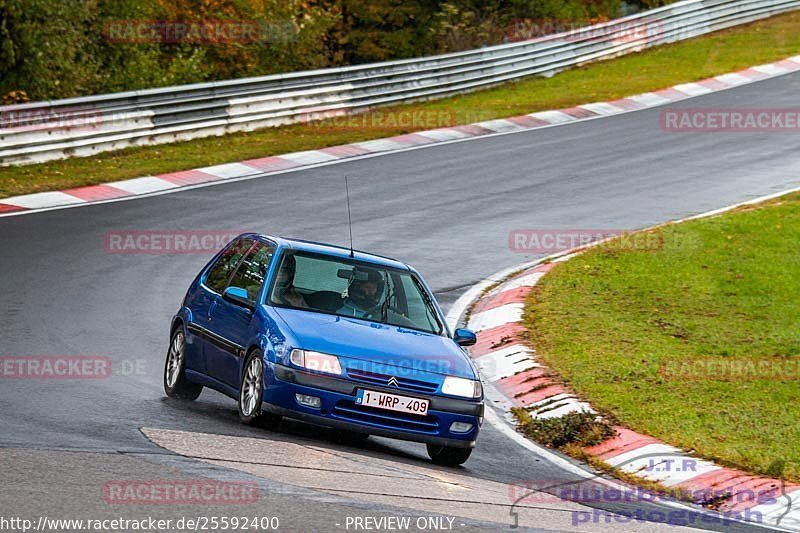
{"left": 426, "top": 443, "right": 472, "bottom": 466}
{"left": 164, "top": 329, "right": 202, "bottom": 400}
{"left": 239, "top": 350, "right": 281, "bottom": 428}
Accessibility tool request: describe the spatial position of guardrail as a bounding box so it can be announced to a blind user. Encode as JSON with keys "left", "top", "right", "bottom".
{"left": 1, "top": 0, "right": 797, "bottom": 166}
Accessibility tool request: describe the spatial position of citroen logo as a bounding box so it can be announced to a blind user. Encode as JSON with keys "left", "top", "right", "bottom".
{"left": 387, "top": 376, "right": 399, "bottom": 387}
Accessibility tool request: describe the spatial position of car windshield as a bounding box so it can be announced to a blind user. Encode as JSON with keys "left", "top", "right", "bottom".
{"left": 268, "top": 251, "right": 444, "bottom": 335}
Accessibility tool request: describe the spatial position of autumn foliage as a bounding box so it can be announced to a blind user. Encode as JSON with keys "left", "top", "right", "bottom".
{"left": 0, "top": 0, "right": 672, "bottom": 101}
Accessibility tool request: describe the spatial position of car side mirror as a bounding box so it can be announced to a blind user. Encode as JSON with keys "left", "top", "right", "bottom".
{"left": 453, "top": 328, "right": 477, "bottom": 347}
{"left": 222, "top": 286, "right": 254, "bottom": 312}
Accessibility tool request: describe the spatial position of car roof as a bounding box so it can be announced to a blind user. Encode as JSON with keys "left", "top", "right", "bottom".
{"left": 249, "top": 234, "right": 413, "bottom": 271}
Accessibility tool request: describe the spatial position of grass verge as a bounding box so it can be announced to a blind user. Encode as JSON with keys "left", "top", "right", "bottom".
{"left": 525, "top": 193, "right": 800, "bottom": 482}
{"left": 2, "top": 11, "right": 800, "bottom": 198}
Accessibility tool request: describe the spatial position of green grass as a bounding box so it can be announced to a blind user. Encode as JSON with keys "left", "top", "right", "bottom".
{"left": 525, "top": 194, "right": 800, "bottom": 481}
{"left": 2, "top": 11, "right": 800, "bottom": 198}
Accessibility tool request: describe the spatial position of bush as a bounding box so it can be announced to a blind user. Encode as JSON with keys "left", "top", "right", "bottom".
{"left": 513, "top": 408, "right": 616, "bottom": 448}
{"left": 0, "top": 0, "right": 340, "bottom": 100}
{"left": 0, "top": 0, "right": 99, "bottom": 100}
{"left": 0, "top": 0, "right": 671, "bottom": 101}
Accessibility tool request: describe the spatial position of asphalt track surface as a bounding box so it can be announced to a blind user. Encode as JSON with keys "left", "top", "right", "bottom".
{"left": 1, "top": 71, "right": 799, "bottom": 532}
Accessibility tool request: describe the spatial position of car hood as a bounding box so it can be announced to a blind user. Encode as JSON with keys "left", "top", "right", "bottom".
{"left": 273, "top": 307, "right": 475, "bottom": 379}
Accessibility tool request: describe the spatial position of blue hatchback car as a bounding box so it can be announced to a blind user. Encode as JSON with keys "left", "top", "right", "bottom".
{"left": 164, "top": 234, "right": 483, "bottom": 465}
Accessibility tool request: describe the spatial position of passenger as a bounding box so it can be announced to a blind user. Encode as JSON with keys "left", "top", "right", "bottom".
{"left": 340, "top": 267, "right": 384, "bottom": 318}
{"left": 274, "top": 255, "right": 309, "bottom": 309}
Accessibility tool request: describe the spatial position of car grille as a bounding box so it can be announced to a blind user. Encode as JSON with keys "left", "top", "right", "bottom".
{"left": 346, "top": 369, "right": 439, "bottom": 394}
{"left": 332, "top": 401, "right": 439, "bottom": 434}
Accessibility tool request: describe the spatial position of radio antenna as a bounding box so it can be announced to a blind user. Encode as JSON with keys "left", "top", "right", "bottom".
{"left": 345, "top": 176, "right": 354, "bottom": 258}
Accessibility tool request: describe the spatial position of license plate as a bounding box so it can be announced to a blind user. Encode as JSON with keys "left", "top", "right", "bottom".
{"left": 356, "top": 389, "right": 429, "bottom": 416}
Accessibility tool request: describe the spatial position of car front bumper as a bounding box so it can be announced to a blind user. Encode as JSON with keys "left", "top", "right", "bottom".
{"left": 263, "top": 364, "right": 483, "bottom": 448}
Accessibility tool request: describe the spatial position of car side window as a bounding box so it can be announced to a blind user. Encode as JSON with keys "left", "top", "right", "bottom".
{"left": 227, "top": 241, "right": 276, "bottom": 302}
{"left": 205, "top": 238, "right": 253, "bottom": 294}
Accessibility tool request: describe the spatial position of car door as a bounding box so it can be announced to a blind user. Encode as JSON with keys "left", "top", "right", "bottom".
{"left": 207, "top": 240, "right": 276, "bottom": 388}
{"left": 185, "top": 237, "right": 253, "bottom": 376}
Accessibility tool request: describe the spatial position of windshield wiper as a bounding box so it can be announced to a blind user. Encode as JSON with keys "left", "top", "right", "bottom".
{"left": 380, "top": 273, "right": 395, "bottom": 322}
{"left": 412, "top": 277, "right": 443, "bottom": 335}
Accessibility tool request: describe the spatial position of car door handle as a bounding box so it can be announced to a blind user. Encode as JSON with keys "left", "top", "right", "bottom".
{"left": 208, "top": 297, "right": 218, "bottom": 321}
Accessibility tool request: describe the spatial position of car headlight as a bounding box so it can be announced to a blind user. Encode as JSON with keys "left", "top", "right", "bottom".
{"left": 289, "top": 349, "right": 343, "bottom": 376}
{"left": 442, "top": 376, "right": 482, "bottom": 398}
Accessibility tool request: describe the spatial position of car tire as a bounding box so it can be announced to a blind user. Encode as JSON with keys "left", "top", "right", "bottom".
{"left": 239, "top": 350, "right": 282, "bottom": 428}
{"left": 426, "top": 443, "right": 472, "bottom": 466}
{"left": 164, "top": 329, "right": 203, "bottom": 400}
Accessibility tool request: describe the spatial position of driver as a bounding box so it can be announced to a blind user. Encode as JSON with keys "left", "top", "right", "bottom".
{"left": 274, "top": 255, "right": 309, "bottom": 309}
{"left": 339, "top": 267, "right": 384, "bottom": 318}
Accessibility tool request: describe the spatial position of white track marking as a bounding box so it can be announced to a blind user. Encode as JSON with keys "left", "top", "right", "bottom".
{"left": 280, "top": 150, "right": 340, "bottom": 165}
{"left": 579, "top": 102, "right": 625, "bottom": 116}
{"left": 351, "top": 139, "right": 409, "bottom": 152}
{"left": 198, "top": 162, "right": 259, "bottom": 179}
{"left": 672, "top": 83, "right": 713, "bottom": 97}
{"left": 475, "top": 345, "right": 537, "bottom": 382}
{"left": 414, "top": 128, "right": 471, "bottom": 141}
{"left": 528, "top": 110, "right": 575, "bottom": 124}
{"left": 629, "top": 92, "right": 671, "bottom": 107}
{"left": 106, "top": 176, "right": 178, "bottom": 195}
{"left": 497, "top": 272, "right": 545, "bottom": 291}
{"left": 534, "top": 400, "right": 593, "bottom": 419}
{"left": 468, "top": 303, "right": 524, "bottom": 332}
{"left": 715, "top": 73, "right": 750, "bottom": 86}
{"left": 751, "top": 492, "right": 800, "bottom": 530}
{"left": 473, "top": 119, "right": 526, "bottom": 133}
{"left": 1, "top": 191, "right": 85, "bottom": 208}
{"left": 752, "top": 64, "right": 789, "bottom": 76}
{"left": 606, "top": 444, "right": 722, "bottom": 486}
